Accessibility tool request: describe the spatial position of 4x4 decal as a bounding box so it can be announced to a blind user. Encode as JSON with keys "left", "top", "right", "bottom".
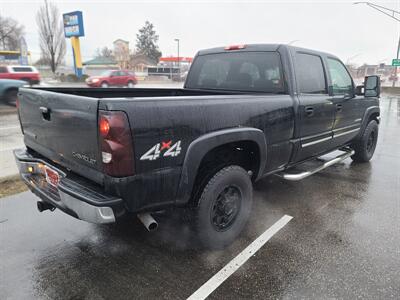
{"left": 140, "top": 140, "right": 182, "bottom": 161}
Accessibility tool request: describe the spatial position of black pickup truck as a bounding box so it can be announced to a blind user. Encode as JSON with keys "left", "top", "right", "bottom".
{"left": 14, "top": 44, "right": 380, "bottom": 247}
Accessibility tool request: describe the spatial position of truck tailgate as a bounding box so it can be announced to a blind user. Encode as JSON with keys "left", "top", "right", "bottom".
{"left": 18, "top": 88, "right": 103, "bottom": 183}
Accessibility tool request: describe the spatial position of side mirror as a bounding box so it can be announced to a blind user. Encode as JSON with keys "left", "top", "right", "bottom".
{"left": 364, "top": 75, "right": 380, "bottom": 98}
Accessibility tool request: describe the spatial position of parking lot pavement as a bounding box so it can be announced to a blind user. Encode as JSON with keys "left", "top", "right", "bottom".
{"left": 0, "top": 113, "right": 23, "bottom": 178}
{"left": 1, "top": 94, "right": 399, "bottom": 299}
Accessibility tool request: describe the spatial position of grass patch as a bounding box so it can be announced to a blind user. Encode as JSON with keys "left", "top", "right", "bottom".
{"left": 0, "top": 175, "right": 28, "bottom": 198}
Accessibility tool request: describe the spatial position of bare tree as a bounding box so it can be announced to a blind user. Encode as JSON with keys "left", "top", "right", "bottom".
{"left": 95, "top": 46, "right": 114, "bottom": 58}
{"left": 0, "top": 14, "right": 25, "bottom": 50}
{"left": 36, "top": 0, "right": 66, "bottom": 73}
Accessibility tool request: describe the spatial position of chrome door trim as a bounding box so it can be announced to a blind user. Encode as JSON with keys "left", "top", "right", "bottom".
{"left": 302, "top": 136, "right": 332, "bottom": 147}
{"left": 333, "top": 128, "right": 360, "bottom": 138}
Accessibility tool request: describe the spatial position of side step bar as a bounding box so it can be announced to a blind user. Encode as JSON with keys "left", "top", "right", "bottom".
{"left": 276, "top": 148, "right": 355, "bottom": 181}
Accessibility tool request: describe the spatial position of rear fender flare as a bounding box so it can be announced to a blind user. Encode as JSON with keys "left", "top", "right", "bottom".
{"left": 175, "top": 127, "right": 267, "bottom": 205}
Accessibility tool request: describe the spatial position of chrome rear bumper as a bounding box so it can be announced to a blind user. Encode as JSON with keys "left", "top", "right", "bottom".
{"left": 14, "top": 148, "right": 123, "bottom": 224}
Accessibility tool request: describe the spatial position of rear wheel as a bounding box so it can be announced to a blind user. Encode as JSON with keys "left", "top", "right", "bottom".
{"left": 101, "top": 82, "right": 109, "bottom": 88}
{"left": 351, "top": 120, "right": 378, "bottom": 162}
{"left": 193, "top": 165, "right": 253, "bottom": 248}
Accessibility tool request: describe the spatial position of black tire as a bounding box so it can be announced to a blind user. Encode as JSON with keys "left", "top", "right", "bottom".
{"left": 193, "top": 165, "right": 253, "bottom": 248}
{"left": 101, "top": 82, "right": 109, "bottom": 88}
{"left": 127, "top": 81, "right": 135, "bottom": 88}
{"left": 3, "top": 89, "right": 18, "bottom": 106}
{"left": 351, "top": 120, "right": 378, "bottom": 162}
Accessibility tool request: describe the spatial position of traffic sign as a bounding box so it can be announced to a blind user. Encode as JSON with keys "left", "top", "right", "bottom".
{"left": 392, "top": 59, "right": 400, "bottom": 66}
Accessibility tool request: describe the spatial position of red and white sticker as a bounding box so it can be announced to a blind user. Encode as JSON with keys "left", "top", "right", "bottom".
{"left": 140, "top": 140, "right": 182, "bottom": 161}
{"left": 44, "top": 166, "right": 60, "bottom": 187}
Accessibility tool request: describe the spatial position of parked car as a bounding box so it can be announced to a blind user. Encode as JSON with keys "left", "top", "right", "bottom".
{"left": 14, "top": 44, "right": 380, "bottom": 248}
{"left": 0, "top": 65, "right": 40, "bottom": 85}
{"left": 0, "top": 79, "right": 27, "bottom": 105}
{"left": 85, "top": 70, "right": 138, "bottom": 88}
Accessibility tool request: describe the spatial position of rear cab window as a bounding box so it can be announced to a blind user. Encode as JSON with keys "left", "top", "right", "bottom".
{"left": 0, "top": 66, "right": 9, "bottom": 73}
{"left": 185, "top": 51, "right": 285, "bottom": 93}
{"left": 294, "top": 53, "right": 327, "bottom": 94}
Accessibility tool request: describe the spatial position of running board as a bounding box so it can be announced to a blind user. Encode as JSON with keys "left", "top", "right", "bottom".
{"left": 276, "top": 148, "right": 355, "bottom": 181}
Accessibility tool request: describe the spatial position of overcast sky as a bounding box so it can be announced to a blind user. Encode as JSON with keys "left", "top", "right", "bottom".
{"left": 1, "top": 0, "right": 399, "bottom": 66}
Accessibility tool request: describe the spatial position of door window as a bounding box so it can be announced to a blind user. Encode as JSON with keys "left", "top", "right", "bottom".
{"left": 327, "top": 58, "right": 353, "bottom": 95}
{"left": 295, "top": 53, "right": 327, "bottom": 94}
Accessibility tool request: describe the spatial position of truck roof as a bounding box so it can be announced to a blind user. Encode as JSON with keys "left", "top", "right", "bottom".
{"left": 196, "top": 43, "right": 338, "bottom": 60}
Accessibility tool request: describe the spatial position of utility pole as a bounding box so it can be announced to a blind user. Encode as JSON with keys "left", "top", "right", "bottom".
{"left": 354, "top": 2, "right": 400, "bottom": 87}
{"left": 174, "top": 38, "right": 180, "bottom": 79}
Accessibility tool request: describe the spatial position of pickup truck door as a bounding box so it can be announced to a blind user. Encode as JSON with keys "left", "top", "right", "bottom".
{"left": 326, "top": 58, "right": 364, "bottom": 145}
{"left": 293, "top": 52, "right": 336, "bottom": 162}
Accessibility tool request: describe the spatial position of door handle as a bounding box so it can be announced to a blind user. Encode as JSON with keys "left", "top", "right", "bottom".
{"left": 39, "top": 106, "right": 51, "bottom": 121}
{"left": 336, "top": 104, "right": 343, "bottom": 112}
{"left": 305, "top": 106, "right": 314, "bottom": 117}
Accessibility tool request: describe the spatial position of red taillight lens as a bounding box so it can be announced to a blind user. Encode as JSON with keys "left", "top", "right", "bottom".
{"left": 99, "top": 111, "right": 135, "bottom": 177}
{"left": 99, "top": 116, "right": 110, "bottom": 137}
{"left": 16, "top": 97, "right": 19, "bottom": 109}
{"left": 224, "top": 44, "right": 246, "bottom": 50}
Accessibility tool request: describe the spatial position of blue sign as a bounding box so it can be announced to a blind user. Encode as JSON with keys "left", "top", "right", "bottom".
{"left": 63, "top": 11, "right": 84, "bottom": 37}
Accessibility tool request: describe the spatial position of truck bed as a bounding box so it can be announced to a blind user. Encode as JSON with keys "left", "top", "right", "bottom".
{"left": 28, "top": 87, "right": 246, "bottom": 98}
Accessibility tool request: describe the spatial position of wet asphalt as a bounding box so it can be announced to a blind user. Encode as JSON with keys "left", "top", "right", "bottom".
{"left": 1, "top": 94, "right": 399, "bottom": 299}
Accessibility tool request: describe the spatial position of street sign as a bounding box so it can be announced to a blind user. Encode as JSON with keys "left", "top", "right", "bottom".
{"left": 392, "top": 59, "right": 400, "bottom": 66}
{"left": 63, "top": 11, "right": 84, "bottom": 37}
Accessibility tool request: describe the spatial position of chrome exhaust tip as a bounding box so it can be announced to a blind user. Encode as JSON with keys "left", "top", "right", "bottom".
{"left": 137, "top": 213, "right": 158, "bottom": 231}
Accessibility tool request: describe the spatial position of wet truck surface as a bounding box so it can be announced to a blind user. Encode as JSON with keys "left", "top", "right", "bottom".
{"left": 14, "top": 44, "right": 381, "bottom": 248}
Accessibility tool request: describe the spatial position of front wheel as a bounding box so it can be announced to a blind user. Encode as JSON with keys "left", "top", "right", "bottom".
{"left": 351, "top": 120, "right": 379, "bottom": 162}
{"left": 193, "top": 165, "right": 253, "bottom": 248}
{"left": 127, "top": 81, "right": 135, "bottom": 88}
{"left": 101, "top": 82, "right": 109, "bottom": 88}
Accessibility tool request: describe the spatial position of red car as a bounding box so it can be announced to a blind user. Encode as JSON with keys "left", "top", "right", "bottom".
{"left": 0, "top": 65, "right": 40, "bottom": 85}
{"left": 86, "top": 70, "right": 138, "bottom": 88}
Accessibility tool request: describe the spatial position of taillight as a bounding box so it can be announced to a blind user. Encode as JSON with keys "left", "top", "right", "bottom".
{"left": 16, "top": 97, "right": 19, "bottom": 109}
{"left": 225, "top": 44, "right": 246, "bottom": 50}
{"left": 99, "top": 110, "right": 135, "bottom": 177}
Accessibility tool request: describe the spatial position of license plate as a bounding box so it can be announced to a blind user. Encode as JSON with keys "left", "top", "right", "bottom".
{"left": 44, "top": 166, "right": 60, "bottom": 187}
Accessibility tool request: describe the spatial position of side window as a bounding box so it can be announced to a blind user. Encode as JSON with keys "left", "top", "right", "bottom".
{"left": 327, "top": 58, "right": 353, "bottom": 95}
{"left": 12, "top": 67, "right": 33, "bottom": 72}
{"left": 295, "top": 53, "right": 327, "bottom": 94}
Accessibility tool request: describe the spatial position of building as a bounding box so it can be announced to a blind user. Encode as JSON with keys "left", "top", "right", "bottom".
{"left": 356, "top": 64, "right": 395, "bottom": 78}
{"left": 113, "top": 39, "right": 130, "bottom": 69}
{"left": 82, "top": 57, "right": 119, "bottom": 76}
{"left": 0, "top": 50, "right": 31, "bottom": 65}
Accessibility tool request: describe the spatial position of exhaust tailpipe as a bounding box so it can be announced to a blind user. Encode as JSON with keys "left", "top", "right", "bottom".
{"left": 137, "top": 213, "right": 158, "bottom": 231}
{"left": 37, "top": 201, "right": 55, "bottom": 212}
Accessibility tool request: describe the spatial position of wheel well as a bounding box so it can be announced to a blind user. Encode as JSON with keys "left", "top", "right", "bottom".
{"left": 189, "top": 140, "right": 260, "bottom": 206}
{"left": 368, "top": 112, "right": 380, "bottom": 124}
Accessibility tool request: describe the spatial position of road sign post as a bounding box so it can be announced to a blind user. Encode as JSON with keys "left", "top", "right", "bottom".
{"left": 63, "top": 11, "right": 85, "bottom": 78}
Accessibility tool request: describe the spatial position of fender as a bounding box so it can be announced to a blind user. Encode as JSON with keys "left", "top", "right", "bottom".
{"left": 357, "top": 105, "right": 380, "bottom": 139}
{"left": 175, "top": 127, "right": 267, "bottom": 205}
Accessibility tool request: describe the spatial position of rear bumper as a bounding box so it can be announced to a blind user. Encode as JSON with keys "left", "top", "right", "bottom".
{"left": 14, "top": 148, "right": 124, "bottom": 224}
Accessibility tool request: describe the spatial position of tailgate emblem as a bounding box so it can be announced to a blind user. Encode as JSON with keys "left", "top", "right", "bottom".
{"left": 72, "top": 152, "right": 96, "bottom": 165}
